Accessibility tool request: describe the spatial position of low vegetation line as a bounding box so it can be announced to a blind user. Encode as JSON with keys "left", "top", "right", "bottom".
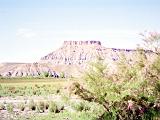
{"left": 0, "top": 78, "right": 69, "bottom": 84}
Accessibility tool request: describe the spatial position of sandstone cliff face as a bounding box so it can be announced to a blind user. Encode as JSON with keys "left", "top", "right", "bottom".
{"left": 41, "top": 41, "right": 103, "bottom": 65}
{"left": 0, "top": 40, "right": 156, "bottom": 77}
{"left": 40, "top": 40, "right": 141, "bottom": 65}
{"left": 40, "top": 40, "right": 156, "bottom": 76}
{"left": 41, "top": 40, "right": 119, "bottom": 65}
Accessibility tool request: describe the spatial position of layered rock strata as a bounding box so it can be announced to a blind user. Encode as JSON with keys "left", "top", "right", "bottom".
{"left": 0, "top": 40, "right": 156, "bottom": 77}
{"left": 40, "top": 40, "right": 154, "bottom": 65}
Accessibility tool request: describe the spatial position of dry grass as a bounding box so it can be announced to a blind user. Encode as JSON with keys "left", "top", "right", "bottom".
{"left": 0, "top": 78, "right": 76, "bottom": 97}
{"left": 0, "top": 78, "right": 69, "bottom": 85}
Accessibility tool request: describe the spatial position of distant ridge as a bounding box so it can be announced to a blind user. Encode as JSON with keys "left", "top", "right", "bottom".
{"left": 0, "top": 40, "right": 156, "bottom": 77}
{"left": 63, "top": 40, "right": 101, "bottom": 46}
{"left": 40, "top": 40, "right": 153, "bottom": 65}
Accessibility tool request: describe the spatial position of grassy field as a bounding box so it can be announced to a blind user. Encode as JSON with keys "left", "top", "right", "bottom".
{"left": 0, "top": 77, "right": 70, "bottom": 84}
{"left": 0, "top": 77, "right": 73, "bottom": 97}
{"left": 0, "top": 77, "right": 104, "bottom": 120}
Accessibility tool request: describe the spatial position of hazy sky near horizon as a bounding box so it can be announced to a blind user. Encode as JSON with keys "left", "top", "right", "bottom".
{"left": 0, "top": 0, "right": 160, "bottom": 63}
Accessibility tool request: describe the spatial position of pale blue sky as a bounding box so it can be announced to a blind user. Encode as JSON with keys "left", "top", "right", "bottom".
{"left": 0, "top": 0, "right": 160, "bottom": 62}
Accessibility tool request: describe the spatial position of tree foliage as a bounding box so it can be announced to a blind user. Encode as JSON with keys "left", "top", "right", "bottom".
{"left": 70, "top": 32, "right": 160, "bottom": 119}
{"left": 140, "top": 31, "right": 160, "bottom": 53}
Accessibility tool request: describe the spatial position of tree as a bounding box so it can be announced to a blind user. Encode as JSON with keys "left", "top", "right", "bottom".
{"left": 140, "top": 31, "right": 160, "bottom": 53}
{"left": 69, "top": 32, "right": 160, "bottom": 119}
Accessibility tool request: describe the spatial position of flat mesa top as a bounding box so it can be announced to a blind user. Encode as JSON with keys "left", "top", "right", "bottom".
{"left": 63, "top": 40, "right": 101, "bottom": 46}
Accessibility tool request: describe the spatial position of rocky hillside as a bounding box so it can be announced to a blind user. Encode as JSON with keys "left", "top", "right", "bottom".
{"left": 40, "top": 40, "right": 135, "bottom": 65}
{"left": 0, "top": 62, "right": 58, "bottom": 77}
{"left": 0, "top": 40, "right": 156, "bottom": 77}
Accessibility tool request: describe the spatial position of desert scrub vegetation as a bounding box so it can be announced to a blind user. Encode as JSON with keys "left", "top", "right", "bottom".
{"left": 70, "top": 100, "right": 91, "bottom": 112}
{"left": 16, "top": 111, "right": 98, "bottom": 120}
{"left": 0, "top": 103, "right": 5, "bottom": 110}
{"left": 17, "top": 102, "right": 25, "bottom": 111}
{"left": 49, "top": 101, "right": 58, "bottom": 113}
{"left": 15, "top": 100, "right": 103, "bottom": 120}
{"left": 36, "top": 101, "right": 45, "bottom": 113}
{"left": 28, "top": 99, "right": 36, "bottom": 111}
{"left": 6, "top": 103, "right": 14, "bottom": 113}
{"left": 69, "top": 32, "right": 160, "bottom": 119}
{"left": 3, "top": 99, "right": 106, "bottom": 120}
{"left": 48, "top": 101, "right": 64, "bottom": 113}
{"left": 1, "top": 32, "right": 160, "bottom": 120}
{"left": 0, "top": 78, "right": 66, "bottom": 97}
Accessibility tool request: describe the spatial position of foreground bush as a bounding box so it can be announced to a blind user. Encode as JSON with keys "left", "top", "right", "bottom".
{"left": 29, "top": 100, "right": 36, "bottom": 111}
{"left": 17, "top": 103, "right": 25, "bottom": 111}
{"left": 49, "top": 101, "right": 58, "bottom": 113}
{"left": 71, "top": 101, "right": 91, "bottom": 112}
{"left": 69, "top": 32, "right": 160, "bottom": 120}
{"left": 6, "top": 103, "right": 14, "bottom": 113}
{"left": 36, "top": 101, "right": 45, "bottom": 113}
{"left": 16, "top": 111, "right": 97, "bottom": 120}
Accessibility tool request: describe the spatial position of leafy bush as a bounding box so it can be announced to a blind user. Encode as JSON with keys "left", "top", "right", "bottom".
{"left": 71, "top": 101, "right": 91, "bottom": 112}
{"left": 0, "top": 84, "right": 2, "bottom": 90}
{"left": 36, "top": 101, "right": 45, "bottom": 113}
{"left": 70, "top": 32, "right": 160, "bottom": 120}
{"left": 44, "top": 101, "right": 49, "bottom": 110}
{"left": 71, "top": 102, "right": 84, "bottom": 111}
{"left": 17, "top": 110, "right": 97, "bottom": 120}
{"left": 61, "top": 94, "right": 70, "bottom": 104}
{"left": 49, "top": 101, "right": 58, "bottom": 113}
{"left": 42, "top": 72, "right": 49, "bottom": 77}
{"left": 155, "top": 81, "right": 160, "bottom": 92}
{"left": 29, "top": 100, "right": 36, "bottom": 111}
{"left": 89, "top": 102, "right": 105, "bottom": 118}
{"left": 53, "top": 102, "right": 64, "bottom": 113}
{"left": 18, "top": 103, "right": 25, "bottom": 111}
{"left": 6, "top": 103, "right": 14, "bottom": 113}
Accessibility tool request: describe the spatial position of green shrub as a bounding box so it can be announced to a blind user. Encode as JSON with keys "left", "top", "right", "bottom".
{"left": 155, "top": 81, "right": 160, "bottom": 92}
{"left": 29, "top": 100, "right": 36, "bottom": 111}
{"left": 49, "top": 101, "right": 58, "bottom": 113}
{"left": 18, "top": 111, "right": 97, "bottom": 120}
{"left": 42, "top": 72, "right": 49, "bottom": 77}
{"left": 82, "top": 102, "right": 91, "bottom": 111}
{"left": 0, "top": 84, "right": 2, "bottom": 90}
{"left": 60, "top": 72, "right": 65, "bottom": 78}
{"left": 56, "top": 102, "right": 64, "bottom": 112}
{"left": 61, "top": 94, "right": 70, "bottom": 104}
{"left": 71, "top": 101, "right": 88, "bottom": 111}
{"left": 44, "top": 101, "right": 49, "bottom": 110}
{"left": 89, "top": 102, "right": 105, "bottom": 117}
{"left": 6, "top": 103, "right": 14, "bottom": 113}
{"left": 76, "top": 40, "right": 160, "bottom": 120}
{"left": 36, "top": 101, "right": 45, "bottom": 113}
{"left": 18, "top": 103, "right": 25, "bottom": 111}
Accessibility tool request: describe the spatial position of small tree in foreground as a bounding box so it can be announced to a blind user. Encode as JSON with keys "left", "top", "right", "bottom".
{"left": 70, "top": 32, "right": 160, "bottom": 120}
